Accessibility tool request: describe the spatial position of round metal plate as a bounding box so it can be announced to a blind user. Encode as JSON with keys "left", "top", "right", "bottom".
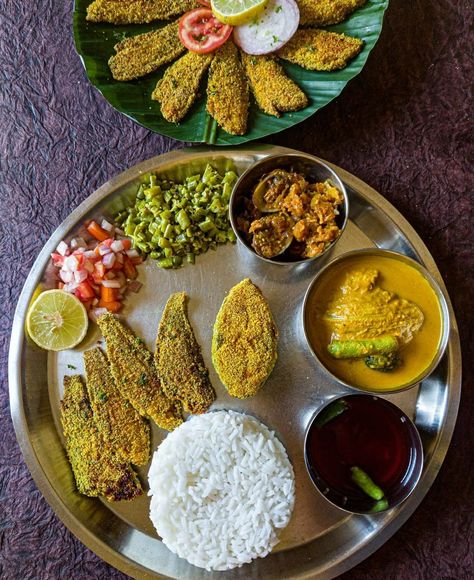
{"left": 8, "top": 145, "right": 461, "bottom": 579}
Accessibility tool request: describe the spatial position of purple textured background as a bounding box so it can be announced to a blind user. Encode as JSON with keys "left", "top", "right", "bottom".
{"left": 1, "top": 0, "right": 473, "bottom": 578}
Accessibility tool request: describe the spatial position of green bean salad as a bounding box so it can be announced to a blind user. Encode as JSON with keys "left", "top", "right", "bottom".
{"left": 115, "top": 165, "right": 237, "bottom": 268}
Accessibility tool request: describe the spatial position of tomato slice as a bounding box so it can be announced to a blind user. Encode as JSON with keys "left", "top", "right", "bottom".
{"left": 179, "top": 8, "right": 232, "bottom": 54}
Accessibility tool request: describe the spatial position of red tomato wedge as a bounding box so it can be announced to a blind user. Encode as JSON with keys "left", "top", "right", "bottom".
{"left": 179, "top": 8, "right": 232, "bottom": 54}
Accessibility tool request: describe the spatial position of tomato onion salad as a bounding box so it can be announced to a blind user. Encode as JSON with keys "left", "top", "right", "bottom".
{"left": 179, "top": 8, "right": 232, "bottom": 54}
{"left": 50, "top": 219, "right": 143, "bottom": 320}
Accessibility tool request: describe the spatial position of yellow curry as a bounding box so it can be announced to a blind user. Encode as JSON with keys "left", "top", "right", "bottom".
{"left": 305, "top": 254, "right": 443, "bottom": 391}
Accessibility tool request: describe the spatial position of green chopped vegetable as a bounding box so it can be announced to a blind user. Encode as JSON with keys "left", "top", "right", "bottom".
{"left": 351, "top": 466, "right": 385, "bottom": 501}
{"left": 370, "top": 498, "right": 389, "bottom": 513}
{"left": 328, "top": 336, "right": 398, "bottom": 359}
{"left": 115, "top": 165, "right": 238, "bottom": 269}
{"left": 365, "top": 352, "right": 400, "bottom": 372}
{"left": 314, "top": 399, "right": 348, "bottom": 428}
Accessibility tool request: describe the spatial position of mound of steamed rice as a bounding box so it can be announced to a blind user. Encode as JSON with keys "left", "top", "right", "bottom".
{"left": 148, "top": 410, "right": 295, "bottom": 571}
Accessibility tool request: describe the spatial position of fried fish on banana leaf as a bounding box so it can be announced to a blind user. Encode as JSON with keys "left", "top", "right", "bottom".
{"left": 87, "top": 0, "right": 198, "bottom": 24}
{"left": 212, "top": 278, "right": 278, "bottom": 398}
{"left": 241, "top": 53, "right": 308, "bottom": 117}
{"left": 277, "top": 29, "right": 363, "bottom": 71}
{"left": 61, "top": 375, "right": 142, "bottom": 501}
{"left": 109, "top": 22, "right": 185, "bottom": 81}
{"left": 97, "top": 313, "right": 183, "bottom": 431}
{"left": 152, "top": 52, "right": 213, "bottom": 123}
{"left": 297, "top": 0, "right": 366, "bottom": 26}
{"left": 84, "top": 348, "right": 150, "bottom": 465}
{"left": 155, "top": 292, "right": 215, "bottom": 414}
{"left": 206, "top": 42, "right": 249, "bottom": 136}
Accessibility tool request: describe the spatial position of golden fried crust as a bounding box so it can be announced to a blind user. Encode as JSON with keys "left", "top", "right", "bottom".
{"left": 97, "top": 314, "right": 183, "bottom": 431}
{"left": 152, "top": 52, "right": 213, "bottom": 123}
{"left": 212, "top": 278, "right": 278, "bottom": 398}
{"left": 206, "top": 42, "right": 249, "bottom": 136}
{"left": 108, "top": 22, "right": 185, "bottom": 81}
{"left": 297, "top": 0, "right": 367, "bottom": 26}
{"left": 84, "top": 348, "right": 150, "bottom": 466}
{"left": 241, "top": 53, "right": 308, "bottom": 117}
{"left": 155, "top": 292, "right": 215, "bottom": 414}
{"left": 277, "top": 29, "right": 363, "bottom": 71}
{"left": 60, "top": 375, "right": 142, "bottom": 501}
{"left": 87, "top": 0, "right": 199, "bottom": 24}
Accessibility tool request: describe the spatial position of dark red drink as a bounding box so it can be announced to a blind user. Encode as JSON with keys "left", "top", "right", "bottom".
{"left": 305, "top": 395, "right": 423, "bottom": 513}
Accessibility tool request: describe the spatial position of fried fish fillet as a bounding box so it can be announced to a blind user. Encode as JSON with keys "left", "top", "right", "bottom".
{"left": 97, "top": 313, "right": 183, "bottom": 431}
{"left": 109, "top": 22, "right": 185, "bottom": 81}
{"left": 212, "top": 279, "right": 278, "bottom": 398}
{"left": 155, "top": 292, "right": 215, "bottom": 414}
{"left": 206, "top": 42, "right": 249, "bottom": 136}
{"left": 84, "top": 348, "right": 150, "bottom": 466}
{"left": 152, "top": 52, "right": 213, "bottom": 123}
{"left": 277, "top": 29, "right": 363, "bottom": 71}
{"left": 298, "top": 0, "right": 367, "bottom": 26}
{"left": 86, "top": 0, "right": 198, "bottom": 24}
{"left": 61, "top": 375, "right": 142, "bottom": 501}
{"left": 241, "top": 53, "right": 308, "bottom": 117}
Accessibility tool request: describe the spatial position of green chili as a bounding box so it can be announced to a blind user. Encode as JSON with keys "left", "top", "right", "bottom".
{"left": 350, "top": 466, "right": 385, "bottom": 501}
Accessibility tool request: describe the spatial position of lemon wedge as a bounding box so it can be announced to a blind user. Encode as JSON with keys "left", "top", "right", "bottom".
{"left": 26, "top": 289, "right": 88, "bottom": 351}
{"left": 211, "top": 0, "right": 268, "bottom": 26}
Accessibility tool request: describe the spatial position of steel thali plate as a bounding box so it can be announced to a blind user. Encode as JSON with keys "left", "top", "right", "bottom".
{"left": 9, "top": 145, "right": 461, "bottom": 579}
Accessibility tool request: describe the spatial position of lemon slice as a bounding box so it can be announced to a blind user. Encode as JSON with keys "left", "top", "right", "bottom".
{"left": 26, "top": 289, "right": 88, "bottom": 351}
{"left": 211, "top": 0, "right": 268, "bottom": 26}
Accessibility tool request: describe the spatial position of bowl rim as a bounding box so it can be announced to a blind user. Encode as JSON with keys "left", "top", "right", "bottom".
{"left": 303, "top": 393, "right": 425, "bottom": 515}
{"left": 301, "top": 247, "right": 451, "bottom": 394}
{"left": 228, "top": 152, "right": 349, "bottom": 266}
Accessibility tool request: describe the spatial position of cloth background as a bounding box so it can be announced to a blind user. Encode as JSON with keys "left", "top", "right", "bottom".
{"left": 1, "top": 0, "right": 472, "bottom": 578}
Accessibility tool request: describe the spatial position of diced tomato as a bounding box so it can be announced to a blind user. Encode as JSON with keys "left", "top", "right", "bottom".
{"left": 87, "top": 220, "right": 110, "bottom": 242}
{"left": 121, "top": 239, "right": 132, "bottom": 251}
{"left": 123, "top": 257, "right": 138, "bottom": 280}
{"left": 178, "top": 9, "right": 232, "bottom": 54}
{"left": 76, "top": 281, "right": 96, "bottom": 301}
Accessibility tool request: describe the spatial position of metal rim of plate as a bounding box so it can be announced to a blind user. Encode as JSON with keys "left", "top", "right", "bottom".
{"left": 8, "top": 145, "right": 461, "bottom": 579}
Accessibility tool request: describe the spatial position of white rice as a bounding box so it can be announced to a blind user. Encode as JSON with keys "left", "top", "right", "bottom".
{"left": 148, "top": 410, "right": 295, "bottom": 571}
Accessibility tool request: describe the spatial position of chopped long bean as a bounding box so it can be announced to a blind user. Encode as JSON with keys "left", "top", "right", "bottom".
{"left": 115, "top": 165, "right": 238, "bottom": 268}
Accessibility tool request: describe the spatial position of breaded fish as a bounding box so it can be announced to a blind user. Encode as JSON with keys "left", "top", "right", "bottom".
{"left": 206, "top": 42, "right": 249, "bottom": 136}
{"left": 86, "top": 0, "right": 198, "bottom": 24}
{"left": 152, "top": 52, "right": 213, "bottom": 123}
{"left": 61, "top": 375, "right": 142, "bottom": 501}
{"left": 84, "top": 348, "right": 150, "bottom": 466}
{"left": 155, "top": 292, "right": 215, "bottom": 414}
{"left": 277, "top": 29, "right": 363, "bottom": 71}
{"left": 109, "top": 22, "right": 185, "bottom": 81}
{"left": 212, "top": 279, "right": 278, "bottom": 398}
{"left": 298, "top": 0, "right": 367, "bottom": 26}
{"left": 97, "top": 313, "right": 183, "bottom": 431}
{"left": 241, "top": 53, "right": 308, "bottom": 117}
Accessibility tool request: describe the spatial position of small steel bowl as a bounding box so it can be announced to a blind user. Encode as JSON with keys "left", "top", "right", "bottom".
{"left": 302, "top": 248, "right": 450, "bottom": 394}
{"left": 304, "top": 394, "right": 424, "bottom": 514}
{"left": 229, "top": 153, "right": 349, "bottom": 266}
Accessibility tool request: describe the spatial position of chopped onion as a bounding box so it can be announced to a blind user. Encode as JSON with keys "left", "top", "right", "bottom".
{"left": 59, "top": 270, "right": 74, "bottom": 284}
{"left": 111, "top": 240, "right": 124, "bottom": 253}
{"left": 83, "top": 260, "right": 94, "bottom": 274}
{"left": 83, "top": 250, "right": 97, "bottom": 259}
{"left": 101, "top": 219, "right": 114, "bottom": 232}
{"left": 98, "top": 244, "right": 111, "bottom": 256}
{"left": 74, "top": 269, "right": 88, "bottom": 284}
{"left": 56, "top": 241, "right": 69, "bottom": 256}
{"left": 102, "top": 279, "right": 121, "bottom": 289}
{"left": 90, "top": 307, "right": 108, "bottom": 322}
{"left": 102, "top": 253, "right": 116, "bottom": 269}
{"left": 70, "top": 237, "right": 87, "bottom": 249}
{"left": 64, "top": 256, "right": 79, "bottom": 272}
{"left": 114, "top": 227, "right": 125, "bottom": 236}
{"left": 126, "top": 249, "right": 139, "bottom": 258}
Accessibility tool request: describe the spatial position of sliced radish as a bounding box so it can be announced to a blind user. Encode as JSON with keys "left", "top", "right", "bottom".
{"left": 233, "top": 0, "right": 299, "bottom": 55}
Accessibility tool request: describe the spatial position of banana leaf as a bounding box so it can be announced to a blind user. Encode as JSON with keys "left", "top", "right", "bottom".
{"left": 73, "top": 0, "right": 389, "bottom": 145}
